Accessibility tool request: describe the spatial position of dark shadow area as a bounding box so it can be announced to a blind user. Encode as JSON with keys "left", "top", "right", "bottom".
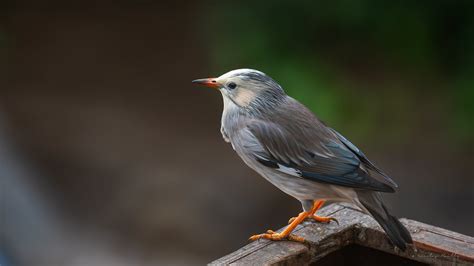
{"left": 315, "top": 245, "right": 428, "bottom": 266}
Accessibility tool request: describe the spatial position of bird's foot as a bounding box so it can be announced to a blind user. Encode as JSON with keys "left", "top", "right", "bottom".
{"left": 288, "top": 215, "right": 338, "bottom": 225}
{"left": 249, "top": 230, "right": 305, "bottom": 243}
{"left": 250, "top": 211, "right": 309, "bottom": 243}
{"left": 312, "top": 215, "right": 339, "bottom": 225}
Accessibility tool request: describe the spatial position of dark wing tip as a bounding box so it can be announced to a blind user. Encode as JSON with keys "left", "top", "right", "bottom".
{"left": 381, "top": 183, "right": 396, "bottom": 193}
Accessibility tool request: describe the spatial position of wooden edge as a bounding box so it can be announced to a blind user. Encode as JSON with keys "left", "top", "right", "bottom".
{"left": 209, "top": 204, "right": 344, "bottom": 265}
{"left": 404, "top": 219, "right": 474, "bottom": 264}
{"left": 209, "top": 203, "right": 474, "bottom": 265}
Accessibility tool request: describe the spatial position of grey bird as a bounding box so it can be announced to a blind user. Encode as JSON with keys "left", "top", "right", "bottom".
{"left": 192, "top": 69, "right": 413, "bottom": 250}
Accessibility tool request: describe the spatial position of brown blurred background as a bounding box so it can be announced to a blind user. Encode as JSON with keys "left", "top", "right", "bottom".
{"left": 0, "top": 1, "right": 473, "bottom": 265}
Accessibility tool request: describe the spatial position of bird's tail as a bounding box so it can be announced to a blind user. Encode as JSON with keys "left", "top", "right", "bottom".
{"left": 357, "top": 191, "right": 413, "bottom": 251}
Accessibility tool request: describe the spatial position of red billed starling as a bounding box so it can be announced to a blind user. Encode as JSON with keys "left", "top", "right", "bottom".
{"left": 192, "top": 69, "right": 413, "bottom": 251}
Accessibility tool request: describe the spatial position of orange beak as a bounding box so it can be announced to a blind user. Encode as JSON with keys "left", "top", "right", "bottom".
{"left": 192, "top": 78, "right": 221, "bottom": 89}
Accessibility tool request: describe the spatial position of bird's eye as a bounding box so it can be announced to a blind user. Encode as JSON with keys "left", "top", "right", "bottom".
{"left": 228, "top": 82, "right": 237, "bottom": 90}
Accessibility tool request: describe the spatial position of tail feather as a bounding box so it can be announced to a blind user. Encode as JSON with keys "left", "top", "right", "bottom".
{"left": 357, "top": 191, "right": 413, "bottom": 251}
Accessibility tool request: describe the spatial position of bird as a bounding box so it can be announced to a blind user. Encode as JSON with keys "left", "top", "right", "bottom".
{"left": 192, "top": 69, "right": 413, "bottom": 250}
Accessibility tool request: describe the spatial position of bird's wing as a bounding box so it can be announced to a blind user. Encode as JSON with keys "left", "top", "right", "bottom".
{"left": 328, "top": 128, "right": 398, "bottom": 188}
{"left": 245, "top": 119, "right": 397, "bottom": 193}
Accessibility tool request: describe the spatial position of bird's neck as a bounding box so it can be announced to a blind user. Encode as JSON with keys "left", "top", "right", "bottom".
{"left": 221, "top": 95, "right": 242, "bottom": 131}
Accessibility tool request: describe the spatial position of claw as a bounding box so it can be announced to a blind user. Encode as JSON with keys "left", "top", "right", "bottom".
{"left": 288, "top": 217, "right": 297, "bottom": 224}
{"left": 249, "top": 234, "right": 262, "bottom": 241}
{"left": 330, "top": 217, "right": 339, "bottom": 225}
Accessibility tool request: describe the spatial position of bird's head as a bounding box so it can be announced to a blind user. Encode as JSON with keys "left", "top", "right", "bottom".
{"left": 192, "top": 69, "right": 286, "bottom": 109}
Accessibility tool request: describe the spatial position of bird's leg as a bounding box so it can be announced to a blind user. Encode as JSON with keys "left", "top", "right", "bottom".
{"left": 249, "top": 211, "right": 309, "bottom": 243}
{"left": 288, "top": 200, "right": 338, "bottom": 224}
{"left": 309, "top": 200, "right": 338, "bottom": 224}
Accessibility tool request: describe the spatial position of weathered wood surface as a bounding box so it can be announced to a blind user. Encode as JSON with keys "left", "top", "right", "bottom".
{"left": 210, "top": 203, "right": 474, "bottom": 265}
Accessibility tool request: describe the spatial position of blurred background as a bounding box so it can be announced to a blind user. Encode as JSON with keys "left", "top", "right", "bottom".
{"left": 0, "top": 0, "right": 473, "bottom": 265}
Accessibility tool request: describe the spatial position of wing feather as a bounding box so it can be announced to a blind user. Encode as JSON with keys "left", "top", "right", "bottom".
{"left": 246, "top": 120, "right": 396, "bottom": 193}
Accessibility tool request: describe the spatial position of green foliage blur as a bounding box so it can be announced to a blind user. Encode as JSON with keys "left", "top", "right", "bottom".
{"left": 203, "top": 1, "right": 474, "bottom": 146}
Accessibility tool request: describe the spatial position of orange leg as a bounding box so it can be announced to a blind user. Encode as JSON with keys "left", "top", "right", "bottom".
{"left": 288, "top": 200, "right": 338, "bottom": 224}
{"left": 309, "top": 200, "right": 338, "bottom": 224}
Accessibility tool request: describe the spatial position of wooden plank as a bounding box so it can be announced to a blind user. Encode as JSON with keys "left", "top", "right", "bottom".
{"left": 210, "top": 203, "right": 474, "bottom": 265}
{"left": 407, "top": 219, "right": 474, "bottom": 265}
{"left": 210, "top": 204, "right": 355, "bottom": 265}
